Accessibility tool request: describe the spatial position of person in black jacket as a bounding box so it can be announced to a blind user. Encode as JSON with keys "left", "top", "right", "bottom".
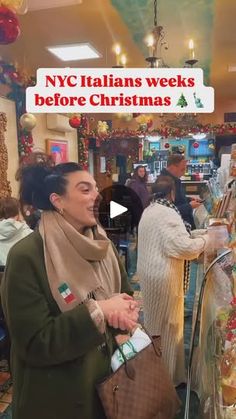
{"left": 160, "top": 154, "right": 201, "bottom": 229}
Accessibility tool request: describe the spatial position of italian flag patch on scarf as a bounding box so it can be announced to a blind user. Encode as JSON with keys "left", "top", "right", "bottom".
{"left": 58, "top": 283, "right": 76, "bottom": 304}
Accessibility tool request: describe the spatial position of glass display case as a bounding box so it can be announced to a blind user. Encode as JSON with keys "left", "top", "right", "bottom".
{"left": 185, "top": 249, "right": 236, "bottom": 419}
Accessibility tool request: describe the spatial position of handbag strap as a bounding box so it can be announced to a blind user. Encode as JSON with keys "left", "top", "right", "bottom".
{"left": 111, "top": 326, "right": 161, "bottom": 380}
{"left": 141, "top": 325, "right": 162, "bottom": 357}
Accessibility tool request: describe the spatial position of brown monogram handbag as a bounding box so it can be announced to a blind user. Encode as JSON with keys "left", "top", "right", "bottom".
{"left": 97, "top": 334, "right": 181, "bottom": 419}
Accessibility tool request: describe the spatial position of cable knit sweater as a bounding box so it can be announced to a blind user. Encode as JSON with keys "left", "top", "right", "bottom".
{"left": 137, "top": 202, "right": 208, "bottom": 385}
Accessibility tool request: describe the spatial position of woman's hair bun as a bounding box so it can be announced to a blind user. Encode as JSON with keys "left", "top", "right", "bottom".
{"left": 18, "top": 160, "right": 83, "bottom": 211}
{"left": 20, "top": 165, "right": 54, "bottom": 210}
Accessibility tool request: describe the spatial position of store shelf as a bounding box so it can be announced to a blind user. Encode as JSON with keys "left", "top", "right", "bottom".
{"left": 185, "top": 249, "right": 236, "bottom": 419}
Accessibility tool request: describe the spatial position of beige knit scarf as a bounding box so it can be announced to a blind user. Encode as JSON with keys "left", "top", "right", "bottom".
{"left": 39, "top": 211, "right": 121, "bottom": 312}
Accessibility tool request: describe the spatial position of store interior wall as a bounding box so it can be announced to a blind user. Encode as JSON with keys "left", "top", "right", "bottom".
{"left": 1, "top": 93, "right": 236, "bottom": 197}
{"left": 32, "top": 114, "right": 78, "bottom": 162}
{"left": 0, "top": 97, "right": 78, "bottom": 196}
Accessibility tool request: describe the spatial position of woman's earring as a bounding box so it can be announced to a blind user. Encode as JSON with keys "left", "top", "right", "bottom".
{"left": 59, "top": 208, "right": 64, "bottom": 215}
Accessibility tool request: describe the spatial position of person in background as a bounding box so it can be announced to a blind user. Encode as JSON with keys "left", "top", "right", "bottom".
{"left": 160, "top": 154, "right": 201, "bottom": 229}
{"left": 1, "top": 162, "right": 139, "bottom": 419}
{"left": 0, "top": 197, "right": 32, "bottom": 266}
{"left": 24, "top": 207, "right": 42, "bottom": 230}
{"left": 127, "top": 165, "right": 150, "bottom": 231}
{"left": 137, "top": 176, "right": 209, "bottom": 386}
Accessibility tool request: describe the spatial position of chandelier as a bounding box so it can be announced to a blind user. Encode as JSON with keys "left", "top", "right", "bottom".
{"left": 144, "top": 0, "right": 169, "bottom": 68}
{"left": 113, "top": 0, "right": 198, "bottom": 69}
{"left": 112, "top": 0, "right": 201, "bottom": 132}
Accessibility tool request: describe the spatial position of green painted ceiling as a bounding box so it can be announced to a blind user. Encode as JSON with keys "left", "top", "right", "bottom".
{"left": 111, "top": 0, "right": 214, "bottom": 83}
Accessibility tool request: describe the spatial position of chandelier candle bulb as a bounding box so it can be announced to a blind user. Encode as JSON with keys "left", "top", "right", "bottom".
{"left": 189, "top": 39, "right": 195, "bottom": 60}
{"left": 146, "top": 34, "right": 155, "bottom": 57}
{"left": 113, "top": 43, "right": 121, "bottom": 66}
{"left": 120, "top": 54, "right": 127, "bottom": 67}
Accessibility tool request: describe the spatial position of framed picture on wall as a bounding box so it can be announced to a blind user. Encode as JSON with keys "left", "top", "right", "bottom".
{"left": 46, "top": 139, "right": 69, "bottom": 164}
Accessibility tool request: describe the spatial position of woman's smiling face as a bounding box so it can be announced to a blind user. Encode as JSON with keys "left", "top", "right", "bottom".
{"left": 50, "top": 171, "right": 100, "bottom": 230}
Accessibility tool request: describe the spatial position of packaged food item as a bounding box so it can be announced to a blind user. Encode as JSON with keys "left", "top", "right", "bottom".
{"left": 231, "top": 144, "right": 236, "bottom": 160}
{"left": 230, "top": 160, "right": 236, "bottom": 177}
{"left": 221, "top": 345, "right": 236, "bottom": 405}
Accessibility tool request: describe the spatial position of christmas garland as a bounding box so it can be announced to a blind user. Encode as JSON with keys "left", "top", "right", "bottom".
{"left": 0, "top": 112, "right": 12, "bottom": 197}
{"left": 0, "top": 59, "right": 36, "bottom": 158}
{"left": 86, "top": 124, "right": 236, "bottom": 142}
{"left": 156, "top": 123, "right": 236, "bottom": 138}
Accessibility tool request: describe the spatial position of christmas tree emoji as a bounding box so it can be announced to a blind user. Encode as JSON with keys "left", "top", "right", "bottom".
{"left": 177, "top": 93, "right": 188, "bottom": 108}
{"left": 193, "top": 92, "right": 204, "bottom": 108}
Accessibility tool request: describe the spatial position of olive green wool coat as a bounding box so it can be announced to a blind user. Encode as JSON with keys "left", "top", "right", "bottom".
{"left": 1, "top": 231, "right": 132, "bottom": 419}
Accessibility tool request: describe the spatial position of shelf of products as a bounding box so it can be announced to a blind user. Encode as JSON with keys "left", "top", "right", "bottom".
{"left": 185, "top": 249, "right": 236, "bottom": 419}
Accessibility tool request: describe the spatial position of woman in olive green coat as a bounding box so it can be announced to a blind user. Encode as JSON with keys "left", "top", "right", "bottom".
{"left": 1, "top": 162, "right": 138, "bottom": 419}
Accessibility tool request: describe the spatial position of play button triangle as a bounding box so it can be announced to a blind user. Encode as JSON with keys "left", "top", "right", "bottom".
{"left": 110, "top": 201, "right": 128, "bottom": 219}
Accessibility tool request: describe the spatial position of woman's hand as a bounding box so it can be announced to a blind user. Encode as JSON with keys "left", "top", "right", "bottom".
{"left": 97, "top": 294, "right": 139, "bottom": 331}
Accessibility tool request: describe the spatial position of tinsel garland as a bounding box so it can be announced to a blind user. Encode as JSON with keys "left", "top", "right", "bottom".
{"left": 0, "top": 112, "right": 12, "bottom": 197}
{"left": 0, "top": 59, "right": 36, "bottom": 158}
{"left": 77, "top": 117, "right": 89, "bottom": 169}
{"left": 87, "top": 123, "right": 236, "bottom": 142}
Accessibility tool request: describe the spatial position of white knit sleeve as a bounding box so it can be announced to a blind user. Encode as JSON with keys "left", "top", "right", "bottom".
{"left": 161, "top": 210, "right": 207, "bottom": 260}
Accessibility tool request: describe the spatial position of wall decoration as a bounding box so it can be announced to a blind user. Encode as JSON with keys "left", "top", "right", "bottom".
{"left": 19, "top": 112, "right": 36, "bottom": 131}
{"left": 77, "top": 138, "right": 88, "bottom": 170}
{"left": 0, "top": 112, "right": 12, "bottom": 197}
{"left": 46, "top": 139, "right": 68, "bottom": 164}
{"left": 97, "top": 120, "right": 109, "bottom": 135}
{"left": 104, "top": 120, "right": 112, "bottom": 131}
{"left": 0, "top": 59, "right": 36, "bottom": 159}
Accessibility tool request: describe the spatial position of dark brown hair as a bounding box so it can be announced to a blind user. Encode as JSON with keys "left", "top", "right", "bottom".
{"left": 17, "top": 161, "right": 83, "bottom": 211}
{"left": 167, "top": 154, "right": 186, "bottom": 167}
{"left": 152, "top": 175, "right": 175, "bottom": 199}
{"left": 133, "top": 165, "right": 148, "bottom": 182}
{"left": 0, "top": 197, "right": 20, "bottom": 219}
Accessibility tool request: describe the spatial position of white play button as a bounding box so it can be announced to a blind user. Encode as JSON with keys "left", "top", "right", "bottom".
{"left": 110, "top": 201, "right": 128, "bottom": 219}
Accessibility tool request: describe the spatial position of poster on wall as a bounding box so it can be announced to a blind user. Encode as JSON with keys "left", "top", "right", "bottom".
{"left": 46, "top": 139, "right": 69, "bottom": 164}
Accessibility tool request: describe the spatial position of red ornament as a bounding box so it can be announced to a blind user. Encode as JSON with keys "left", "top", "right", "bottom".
{"left": 164, "top": 143, "right": 170, "bottom": 149}
{"left": 231, "top": 298, "right": 236, "bottom": 307}
{"left": 69, "top": 115, "right": 81, "bottom": 128}
{"left": 0, "top": 6, "right": 20, "bottom": 45}
{"left": 9, "top": 70, "right": 21, "bottom": 85}
{"left": 138, "top": 143, "right": 143, "bottom": 149}
{"left": 193, "top": 141, "right": 199, "bottom": 149}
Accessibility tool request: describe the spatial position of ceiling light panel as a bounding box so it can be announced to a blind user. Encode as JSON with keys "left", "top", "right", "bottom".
{"left": 28, "top": 0, "right": 82, "bottom": 11}
{"left": 228, "top": 65, "right": 236, "bottom": 72}
{"left": 47, "top": 43, "right": 101, "bottom": 61}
